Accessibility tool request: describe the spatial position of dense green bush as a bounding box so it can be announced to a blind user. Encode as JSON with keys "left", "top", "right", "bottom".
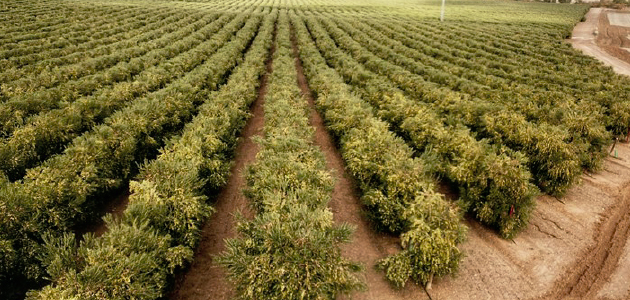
{"left": 308, "top": 15, "right": 537, "bottom": 238}
{"left": 0, "top": 12, "right": 217, "bottom": 135}
{"left": 3, "top": 0, "right": 630, "bottom": 297}
{"left": 219, "top": 11, "right": 363, "bottom": 299}
{"left": 327, "top": 13, "right": 617, "bottom": 195}
{"left": 0, "top": 13, "right": 239, "bottom": 180}
{"left": 220, "top": 207, "right": 362, "bottom": 300}
{"left": 0, "top": 7, "right": 184, "bottom": 87}
{"left": 26, "top": 9, "right": 273, "bottom": 300}
{"left": 378, "top": 192, "right": 466, "bottom": 287}
{"left": 0, "top": 13, "right": 263, "bottom": 298}
{"left": 291, "top": 11, "right": 467, "bottom": 287}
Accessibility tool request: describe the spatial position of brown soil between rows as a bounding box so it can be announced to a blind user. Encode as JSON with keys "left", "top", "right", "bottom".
{"left": 75, "top": 186, "right": 130, "bottom": 238}
{"left": 167, "top": 38, "right": 273, "bottom": 300}
{"left": 291, "top": 29, "right": 429, "bottom": 300}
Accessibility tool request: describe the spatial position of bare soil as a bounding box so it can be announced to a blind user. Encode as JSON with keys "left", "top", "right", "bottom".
{"left": 427, "top": 142, "right": 630, "bottom": 300}
{"left": 605, "top": 11, "right": 630, "bottom": 27}
{"left": 167, "top": 40, "right": 272, "bottom": 300}
{"left": 597, "top": 10, "right": 630, "bottom": 66}
{"left": 569, "top": 7, "right": 630, "bottom": 76}
{"left": 75, "top": 186, "right": 131, "bottom": 238}
{"left": 291, "top": 29, "right": 429, "bottom": 300}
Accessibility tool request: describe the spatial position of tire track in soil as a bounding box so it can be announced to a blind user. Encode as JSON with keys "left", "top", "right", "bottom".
{"left": 167, "top": 28, "right": 275, "bottom": 300}
{"left": 290, "top": 27, "right": 429, "bottom": 300}
{"left": 541, "top": 179, "right": 630, "bottom": 300}
{"left": 540, "top": 8, "right": 630, "bottom": 299}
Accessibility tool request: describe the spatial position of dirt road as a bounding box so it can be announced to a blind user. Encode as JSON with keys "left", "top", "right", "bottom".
{"left": 429, "top": 143, "right": 630, "bottom": 300}
{"left": 569, "top": 7, "right": 630, "bottom": 76}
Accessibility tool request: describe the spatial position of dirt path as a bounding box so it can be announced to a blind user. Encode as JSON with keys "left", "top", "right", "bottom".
{"left": 568, "top": 7, "right": 630, "bottom": 76}
{"left": 541, "top": 159, "right": 630, "bottom": 299}
{"left": 290, "top": 29, "right": 429, "bottom": 300}
{"left": 597, "top": 9, "right": 630, "bottom": 67}
{"left": 168, "top": 37, "right": 273, "bottom": 300}
{"left": 427, "top": 142, "right": 630, "bottom": 300}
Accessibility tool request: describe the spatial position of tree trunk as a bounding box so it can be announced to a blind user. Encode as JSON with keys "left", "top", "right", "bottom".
{"left": 426, "top": 272, "right": 434, "bottom": 290}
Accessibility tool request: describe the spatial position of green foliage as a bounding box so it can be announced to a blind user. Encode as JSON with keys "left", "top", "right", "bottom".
{"left": 292, "top": 12, "right": 467, "bottom": 288}
{"left": 319, "top": 13, "right": 608, "bottom": 201}
{"left": 220, "top": 208, "right": 363, "bottom": 300}
{"left": 378, "top": 192, "right": 466, "bottom": 287}
{"left": 0, "top": 12, "right": 223, "bottom": 137}
{"left": 342, "top": 124, "right": 430, "bottom": 233}
{"left": 0, "top": 176, "right": 46, "bottom": 299}
{"left": 219, "top": 11, "right": 363, "bottom": 299}
{"left": 307, "top": 14, "right": 538, "bottom": 238}
{"left": 608, "top": 101, "right": 630, "bottom": 137}
{"left": 3, "top": 0, "right": 630, "bottom": 297}
{"left": 482, "top": 111, "right": 582, "bottom": 196}
{"left": 0, "top": 13, "right": 239, "bottom": 181}
{"left": 4, "top": 9, "right": 267, "bottom": 299}
{"left": 29, "top": 221, "right": 181, "bottom": 300}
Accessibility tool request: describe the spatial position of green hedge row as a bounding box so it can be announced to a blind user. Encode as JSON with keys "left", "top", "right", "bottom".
{"left": 375, "top": 16, "right": 607, "bottom": 89}
{"left": 0, "top": 11, "right": 225, "bottom": 136}
{"left": 306, "top": 14, "right": 537, "bottom": 238}
{"left": 0, "top": 6, "right": 179, "bottom": 91}
{"left": 0, "top": 9, "right": 207, "bottom": 117}
{"left": 0, "top": 13, "right": 241, "bottom": 181}
{"left": 291, "top": 12, "right": 466, "bottom": 288}
{"left": 315, "top": 14, "right": 583, "bottom": 196}
{"left": 367, "top": 15, "right": 625, "bottom": 156}
{"left": 25, "top": 11, "right": 276, "bottom": 300}
{"left": 0, "top": 13, "right": 262, "bottom": 300}
{"left": 372, "top": 16, "right": 630, "bottom": 136}
{"left": 0, "top": 5, "right": 140, "bottom": 61}
{"left": 333, "top": 16, "right": 611, "bottom": 172}
{"left": 218, "top": 11, "right": 363, "bottom": 300}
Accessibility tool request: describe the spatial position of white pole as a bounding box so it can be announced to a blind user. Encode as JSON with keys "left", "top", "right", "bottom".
{"left": 440, "top": 0, "right": 446, "bottom": 22}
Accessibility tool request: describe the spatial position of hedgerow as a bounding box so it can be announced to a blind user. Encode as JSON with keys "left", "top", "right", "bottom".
{"left": 218, "top": 11, "right": 363, "bottom": 299}
{"left": 25, "top": 9, "right": 274, "bottom": 300}
{"left": 0, "top": 13, "right": 239, "bottom": 180}
{"left": 291, "top": 11, "right": 466, "bottom": 288}
{"left": 305, "top": 13, "right": 537, "bottom": 238}
{"left": 0, "top": 12, "right": 262, "bottom": 298}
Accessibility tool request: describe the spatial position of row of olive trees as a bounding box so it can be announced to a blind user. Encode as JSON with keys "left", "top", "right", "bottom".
{"left": 219, "top": 10, "right": 364, "bottom": 299}
{"left": 292, "top": 11, "right": 467, "bottom": 288}
{"left": 0, "top": 12, "right": 263, "bottom": 300}
{"left": 24, "top": 10, "right": 275, "bottom": 300}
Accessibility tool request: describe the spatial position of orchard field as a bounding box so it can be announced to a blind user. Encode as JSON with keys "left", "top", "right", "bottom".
{"left": 1, "top": 0, "right": 630, "bottom": 299}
